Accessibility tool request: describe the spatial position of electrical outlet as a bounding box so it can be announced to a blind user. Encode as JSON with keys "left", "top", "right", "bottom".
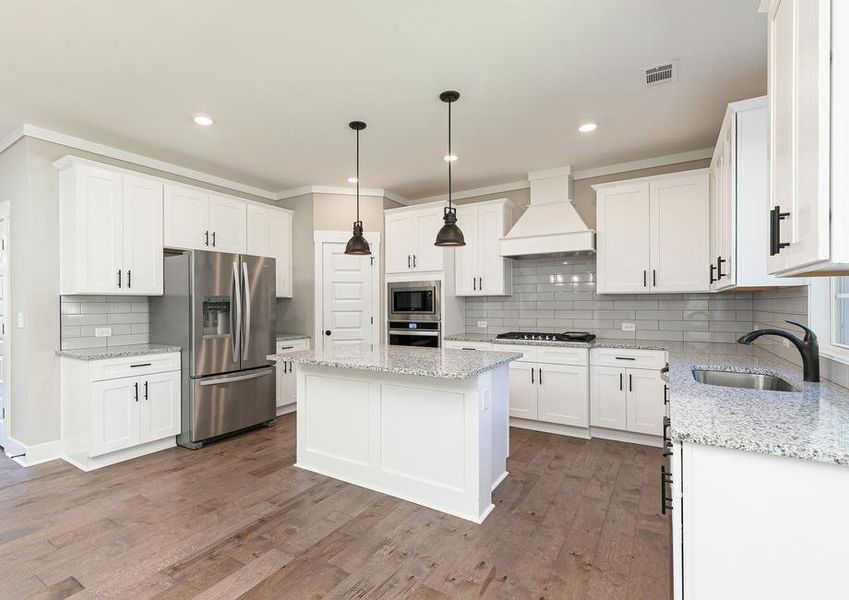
{"left": 621, "top": 322, "right": 636, "bottom": 332}
{"left": 95, "top": 327, "right": 112, "bottom": 338}
{"left": 477, "top": 320, "right": 487, "bottom": 329}
{"left": 16, "top": 313, "right": 23, "bottom": 328}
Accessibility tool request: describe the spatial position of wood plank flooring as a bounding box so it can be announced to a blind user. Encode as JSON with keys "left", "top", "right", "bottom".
{"left": 0, "top": 415, "right": 671, "bottom": 599}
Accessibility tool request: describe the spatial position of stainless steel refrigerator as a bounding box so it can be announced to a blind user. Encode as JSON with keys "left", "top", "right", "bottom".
{"left": 150, "top": 250, "right": 276, "bottom": 449}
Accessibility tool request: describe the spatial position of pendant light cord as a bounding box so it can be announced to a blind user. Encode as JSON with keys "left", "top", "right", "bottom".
{"left": 356, "top": 128, "right": 360, "bottom": 222}
{"left": 448, "top": 101, "right": 452, "bottom": 210}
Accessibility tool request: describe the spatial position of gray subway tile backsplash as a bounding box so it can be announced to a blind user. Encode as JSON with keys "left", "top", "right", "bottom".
{"left": 60, "top": 295, "right": 150, "bottom": 350}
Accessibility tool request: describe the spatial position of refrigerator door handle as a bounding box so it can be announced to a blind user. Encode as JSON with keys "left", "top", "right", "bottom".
{"left": 242, "top": 261, "right": 251, "bottom": 360}
{"left": 199, "top": 368, "right": 274, "bottom": 386}
{"left": 232, "top": 261, "right": 241, "bottom": 363}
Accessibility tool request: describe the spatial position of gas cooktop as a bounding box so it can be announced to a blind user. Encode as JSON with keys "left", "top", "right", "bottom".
{"left": 495, "top": 331, "right": 597, "bottom": 342}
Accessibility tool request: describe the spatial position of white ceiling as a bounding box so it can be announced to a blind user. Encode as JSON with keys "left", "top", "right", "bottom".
{"left": 0, "top": 1, "right": 766, "bottom": 199}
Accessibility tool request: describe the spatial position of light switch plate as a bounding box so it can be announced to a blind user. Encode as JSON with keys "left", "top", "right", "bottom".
{"left": 95, "top": 327, "right": 112, "bottom": 337}
{"left": 477, "top": 320, "right": 487, "bottom": 329}
{"left": 621, "top": 322, "right": 636, "bottom": 332}
{"left": 16, "top": 312, "right": 23, "bottom": 328}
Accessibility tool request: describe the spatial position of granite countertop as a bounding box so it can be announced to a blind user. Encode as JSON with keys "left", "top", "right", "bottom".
{"left": 443, "top": 333, "right": 668, "bottom": 351}
{"left": 276, "top": 333, "right": 310, "bottom": 341}
{"left": 669, "top": 347, "right": 849, "bottom": 466}
{"left": 56, "top": 343, "right": 182, "bottom": 361}
{"left": 267, "top": 344, "right": 522, "bottom": 380}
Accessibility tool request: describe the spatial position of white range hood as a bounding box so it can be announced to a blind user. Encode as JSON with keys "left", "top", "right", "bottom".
{"left": 500, "top": 165, "right": 596, "bottom": 258}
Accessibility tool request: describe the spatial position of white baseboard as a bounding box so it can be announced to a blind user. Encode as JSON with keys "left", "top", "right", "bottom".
{"left": 62, "top": 437, "right": 177, "bottom": 472}
{"left": 590, "top": 427, "right": 662, "bottom": 448}
{"left": 10, "top": 438, "right": 63, "bottom": 467}
{"left": 509, "top": 419, "right": 661, "bottom": 448}
{"left": 2, "top": 436, "right": 26, "bottom": 459}
{"left": 276, "top": 403, "right": 296, "bottom": 416}
{"left": 491, "top": 470, "right": 509, "bottom": 492}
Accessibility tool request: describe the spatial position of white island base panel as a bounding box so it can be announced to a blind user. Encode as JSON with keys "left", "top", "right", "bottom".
{"left": 295, "top": 363, "right": 509, "bottom": 524}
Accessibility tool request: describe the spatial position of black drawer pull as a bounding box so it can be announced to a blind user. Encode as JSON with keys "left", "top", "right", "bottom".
{"left": 615, "top": 356, "right": 636, "bottom": 361}
{"left": 130, "top": 363, "right": 152, "bottom": 368}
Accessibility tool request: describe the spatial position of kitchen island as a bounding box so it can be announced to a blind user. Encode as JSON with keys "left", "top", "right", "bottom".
{"left": 267, "top": 344, "right": 522, "bottom": 523}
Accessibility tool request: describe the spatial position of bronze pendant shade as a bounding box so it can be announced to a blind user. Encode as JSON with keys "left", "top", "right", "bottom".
{"left": 435, "top": 90, "right": 466, "bottom": 247}
{"left": 345, "top": 120, "right": 371, "bottom": 256}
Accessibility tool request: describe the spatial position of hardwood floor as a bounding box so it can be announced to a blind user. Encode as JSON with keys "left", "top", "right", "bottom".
{"left": 0, "top": 415, "right": 671, "bottom": 599}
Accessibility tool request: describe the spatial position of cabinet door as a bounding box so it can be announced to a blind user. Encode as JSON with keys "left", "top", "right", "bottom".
{"left": 411, "top": 208, "right": 445, "bottom": 271}
{"left": 208, "top": 193, "right": 247, "bottom": 253}
{"left": 140, "top": 370, "right": 181, "bottom": 443}
{"left": 385, "top": 212, "right": 414, "bottom": 273}
{"left": 164, "top": 184, "right": 209, "bottom": 250}
{"left": 90, "top": 377, "right": 140, "bottom": 457}
{"left": 537, "top": 363, "right": 589, "bottom": 427}
{"left": 73, "top": 165, "right": 124, "bottom": 294}
{"left": 284, "top": 362, "right": 297, "bottom": 406}
{"left": 269, "top": 209, "right": 293, "bottom": 297}
{"left": 649, "top": 173, "right": 710, "bottom": 292}
{"left": 477, "top": 203, "right": 509, "bottom": 295}
{"left": 275, "top": 360, "right": 286, "bottom": 408}
{"left": 246, "top": 204, "right": 272, "bottom": 257}
{"left": 590, "top": 366, "right": 627, "bottom": 430}
{"left": 596, "top": 182, "right": 651, "bottom": 293}
{"left": 453, "top": 205, "right": 478, "bottom": 296}
{"left": 508, "top": 362, "right": 537, "bottom": 420}
{"left": 122, "top": 175, "right": 163, "bottom": 295}
{"left": 625, "top": 369, "right": 665, "bottom": 436}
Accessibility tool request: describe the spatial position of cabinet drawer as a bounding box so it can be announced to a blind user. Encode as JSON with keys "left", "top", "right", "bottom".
{"left": 89, "top": 352, "right": 181, "bottom": 382}
{"left": 590, "top": 348, "right": 667, "bottom": 370}
{"left": 496, "top": 344, "right": 537, "bottom": 362}
{"left": 444, "top": 341, "right": 494, "bottom": 351}
{"left": 536, "top": 346, "right": 589, "bottom": 366}
{"left": 276, "top": 338, "right": 309, "bottom": 353}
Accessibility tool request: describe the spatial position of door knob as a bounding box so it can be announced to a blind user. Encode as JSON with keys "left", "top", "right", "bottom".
{"left": 324, "top": 330, "right": 331, "bottom": 336}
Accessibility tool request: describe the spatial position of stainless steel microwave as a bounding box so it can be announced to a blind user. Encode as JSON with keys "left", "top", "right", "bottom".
{"left": 387, "top": 280, "right": 441, "bottom": 322}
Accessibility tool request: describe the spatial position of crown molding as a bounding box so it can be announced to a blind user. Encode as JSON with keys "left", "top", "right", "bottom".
{"left": 412, "top": 179, "right": 531, "bottom": 205}
{"left": 571, "top": 148, "right": 714, "bottom": 180}
{"left": 275, "top": 184, "right": 411, "bottom": 205}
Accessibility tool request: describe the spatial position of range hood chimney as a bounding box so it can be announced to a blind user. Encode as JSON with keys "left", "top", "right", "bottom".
{"left": 500, "top": 165, "right": 596, "bottom": 258}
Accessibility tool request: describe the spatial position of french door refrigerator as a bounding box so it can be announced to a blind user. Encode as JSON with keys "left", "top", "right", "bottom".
{"left": 150, "top": 250, "right": 276, "bottom": 449}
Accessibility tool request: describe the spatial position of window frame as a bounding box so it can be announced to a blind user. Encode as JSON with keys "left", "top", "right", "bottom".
{"left": 809, "top": 277, "right": 849, "bottom": 364}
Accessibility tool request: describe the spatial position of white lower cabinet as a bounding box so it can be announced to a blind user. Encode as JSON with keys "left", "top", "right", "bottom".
{"left": 590, "top": 366, "right": 628, "bottom": 430}
{"left": 670, "top": 441, "right": 849, "bottom": 599}
{"left": 507, "top": 362, "right": 537, "bottom": 420}
{"left": 274, "top": 338, "right": 309, "bottom": 414}
{"left": 536, "top": 363, "right": 589, "bottom": 427}
{"left": 61, "top": 352, "right": 181, "bottom": 470}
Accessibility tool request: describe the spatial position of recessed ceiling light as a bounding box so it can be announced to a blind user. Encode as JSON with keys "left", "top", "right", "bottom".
{"left": 578, "top": 122, "right": 598, "bottom": 133}
{"left": 193, "top": 115, "right": 214, "bottom": 126}
{"left": 347, "top": 176, "right": 358, "bottom": 183}
{"left": 443, "top": 154, "right": 458, "bottom": 162}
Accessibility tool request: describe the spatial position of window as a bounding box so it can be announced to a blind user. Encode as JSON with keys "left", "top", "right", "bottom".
{"left": 810, "top": 277, "right": 849, "bottom": 363}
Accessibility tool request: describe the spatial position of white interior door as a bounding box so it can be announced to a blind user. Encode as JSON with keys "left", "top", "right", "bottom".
{"left": 321, "top": 242, "right": 374, "bottom": 349}
{"left": 0, "top": 211, "right": 8, "bottom": 450}
{"left": 122, "top": 175, "right": 163, "bottom": 295}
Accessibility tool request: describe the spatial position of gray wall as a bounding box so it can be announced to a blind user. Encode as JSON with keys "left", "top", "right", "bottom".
{"left": 465, "top": 255, "right": 755, "bottom": 342}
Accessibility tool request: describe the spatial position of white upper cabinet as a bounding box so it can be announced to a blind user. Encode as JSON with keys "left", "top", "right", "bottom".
{"left": 710, "top": 98, "right": 795, "bottom": 290}
{"left": 164, "top": 185, "right": 246, "bottom": 253}
{"left": 247, "top": 204, "right": 293, "bottom": 297}
{"left": 454, "top": 199, "right": 514, "bottom": 296}
{"left": 384, "top": 203, "right": 449, "bottom": 274}
{"left": 58, "top": 158, "right": 163, "bottom": 295}
{"left": 595, "top": 170, "right": 710, "bottom": 294}
{"left": 762, "top": 0, "right": 849, "bottom": 275}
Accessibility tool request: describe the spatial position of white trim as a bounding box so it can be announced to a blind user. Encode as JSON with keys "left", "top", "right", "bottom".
{"left": 528, "top": 165, "right": 573, "bottom": 180}
{"left": 277, "top": 184, "right": 411, "bottom": 205}
{"left": 573, "top": 148, "right": 714, "bottom": 180}
{"left": 0, "top": 124, "right": 25, "bottom": 155}
{"left": 591, "top": 167, "right": 711, "bottom": 190}
{"left": 11, "top": 438, "right": 63, "bottom": 467}
{"left": 412, "top": 180, "right": 530, "bottom": 205}
{"left": 383, "top": 199, "right": 447, "bottom": 215}
{"left": 313, "top": 231, "right": 381, "bottom": 350}
{"left": 2, "top": 436, "right": 25, "bottom": 458}
{"left": 810, "top": 278, "right": 849, "bottom": 365}
{"left": 4, "top": 124, "right": 278, "bottom": 199}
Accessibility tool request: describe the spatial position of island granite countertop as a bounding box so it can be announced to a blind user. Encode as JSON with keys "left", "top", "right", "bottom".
{"left": 56, "top": 343, "right": 182, "bottom": 361}
{"left": 668, "top": 346, "right": 849, "bottom": 466}
{"left": 267, "top": 344, "right": 522, "bottom": 380}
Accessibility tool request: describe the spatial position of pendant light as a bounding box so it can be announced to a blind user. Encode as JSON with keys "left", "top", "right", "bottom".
{"left": 434, "top": 90, "right": 466, "bottom": 247}
{"left": 345, "top": 120, "right": 371, "bottom": 256}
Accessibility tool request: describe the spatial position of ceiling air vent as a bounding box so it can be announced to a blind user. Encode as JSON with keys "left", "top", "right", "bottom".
{"left": 643, "top": 59, "right": 679, "bottom": 87}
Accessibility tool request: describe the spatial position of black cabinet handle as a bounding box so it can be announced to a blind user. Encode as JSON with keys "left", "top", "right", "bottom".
{"left": 663, "top": 384, "right": 669, "bottom": 405}
{"left": 205, "top": 230, "right": 210, "bottom": 247}
{"left": 413, "top": 255, "right": 417, "bottom": 268}
{"left": 212, "top": 231, "right": 216, "bottom": 247}
{"left": 144, "top": 380, "right": 149, "bottom": 400}
{"left": 652, "top": 269, "right": 657, "bottom": 287}
{"left": 660, "top": 465, "right": 674, "bottom": 514}
{"left": 127, "top": 270, "right": 132, "bottom": 289}
{"left": 407, "top": 255, "right": 411, "bottom": 269}
{"left": 643, "top": 270, "right": 647, "bottom": 288}
{"left": 530, "top": 367, "right": 534, "bottom": 384}
{"left": 134, "top": 382, "right": 139, "bottom": 402}
{"left": 628, "top": 373, "right": 633, "bottom": 392}
{"left": 473, "top": 277, "right": 476, "bottom": 291}
{"left": 117, "top": 269, "right": 122, "bottom": 289}
{"left": 538, "top": 368, "right": 543, "bottom": 385}
{"left": 717, "top": 256, "right": 726, "bottom": 279}
{"left": 769, "top": 206, "right": 791, "bottom": 255}
{"left": 619, "top": 372, "right": 623, "bottom": 391}
{"left": 479, "top": 277, "right": 482, "bottom": 291}
{"left": 130, "top": 363, "right": 152, "bottom": 368}
{"left": 615, "top": 356, "right": 636, "bottom": 361}
{"left": 662, "top": 416, "right": 673, "bottom": 456}
{"left": 709, "top": 263, "right": 717, "bottom": 284}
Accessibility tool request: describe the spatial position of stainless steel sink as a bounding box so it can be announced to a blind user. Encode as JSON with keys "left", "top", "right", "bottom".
{"left": 691, "top": 368, "right": 799, "bottom": 392}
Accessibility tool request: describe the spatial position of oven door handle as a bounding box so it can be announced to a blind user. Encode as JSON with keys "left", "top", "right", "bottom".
{"left": 388, "top": 329, "right": 440, "bottom": 336}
